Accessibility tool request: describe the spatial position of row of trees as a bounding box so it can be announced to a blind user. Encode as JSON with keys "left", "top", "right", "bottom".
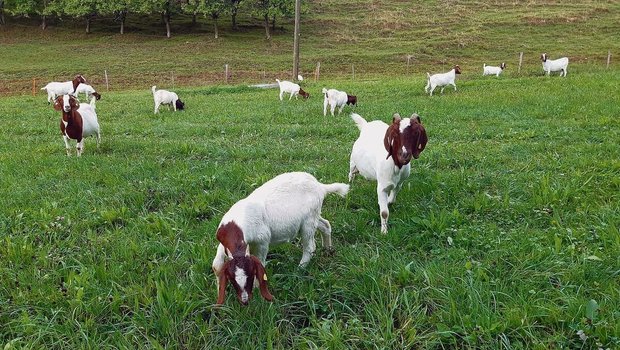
{"left": 0, "top": 0, "right": 296, "bottom": 38}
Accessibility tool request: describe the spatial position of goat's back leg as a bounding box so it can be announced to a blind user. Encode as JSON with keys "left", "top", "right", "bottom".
{"left": 429, "top": 85, "right": 435, "bottom": 96}
{"left": 96, "top": 132, "right": 101, "bottom": 149}
{"left": 323, "top": 99, "right": 329, "bottom": 116}
{"left": 279, "top": 90, "right": 284, "bottom": 101}
{"left": 298, "top": 220, "right": 318, "bottom": 267}
{"left": 317, "top": 217, "right": 332, "bottom": 249}
{"left": 348, "top": 160, "right": 359, "bottom": 182}
{"left": 154, "top": 102, "right": 160, "bottom": 114}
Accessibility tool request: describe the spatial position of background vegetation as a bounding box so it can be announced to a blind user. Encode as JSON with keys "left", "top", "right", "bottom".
{"left": 1, "top": 0, "right": 619, "bottom": 349}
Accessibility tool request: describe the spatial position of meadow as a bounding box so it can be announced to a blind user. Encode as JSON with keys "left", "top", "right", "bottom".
{"left": 1, "top": 0, "right": 620, "bottom": 348}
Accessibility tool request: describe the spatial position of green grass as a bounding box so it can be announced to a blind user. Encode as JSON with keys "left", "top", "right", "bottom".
{"left": 0, "top": 70, "right": 619, "bottom": 348}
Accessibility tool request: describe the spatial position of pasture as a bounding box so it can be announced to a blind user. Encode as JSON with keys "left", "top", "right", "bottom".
{"left": 1, "top": 70, "right": 619, "bottom": 348}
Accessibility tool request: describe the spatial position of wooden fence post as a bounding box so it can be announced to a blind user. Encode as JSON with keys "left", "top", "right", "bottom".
{"left": 32, "top": 78, "right": 36, "bottom": 96}
{"left": 104, "top": 70, "right": 109, "bottom": 91}
{"left": 315, "top": 62, "right": 320, "bottom": 82}
{"left": 225, "top": 64, "right": 229, "bottom": 84}
{"left": 171, "top": 71, "right": 175, "bottom": 89}
{"left": 607, "top": 50, "right": 611, "bottom": 69}
{"left": 352, "top": 64, "right": 355, "bottom": 80}
{"left": 518, "top": 52, "right": 523, "bottom": 74}
{"left": 407, "top": 55, "right": 412, "bottom": 75}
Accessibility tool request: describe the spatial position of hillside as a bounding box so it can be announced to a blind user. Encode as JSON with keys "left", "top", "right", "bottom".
{"left": 0, "top": 0, "right": 619, "bottom": 95}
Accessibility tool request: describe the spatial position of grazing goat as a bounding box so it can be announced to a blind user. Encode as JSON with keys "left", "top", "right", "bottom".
{"left": 483, "top": 63, "right": 506, "bottom": 76}
{"left": 541, "top": 53, "right": 569, "bottom": 77}
{"left": 276, "top": 79, "right": 309, "bottom": 100}
{"left": 152, "top": 86, "right": 185, "bottom": 114}
{"left": 54, "top": 94, "right": 100, "bottom": 156}
{"left": 41, "top": 75, "right": 87, "bottom": 104}
{"left": 212, "top": 172, "right": 349, "bottom": 305}
{"left": 75, "top": 83, "right": 102, "bottom": 101}
{"left": 348, "top": 113, "right": 427, "bottom": 234}
{"left": 322, "top": 88, "right": 357, "bottom": 116}
{"left": 425, "top": 65, "right": 461, "bottom": 96}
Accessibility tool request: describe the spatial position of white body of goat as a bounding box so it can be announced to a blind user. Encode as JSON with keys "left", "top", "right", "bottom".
{"left": 322, "top": 88, "right": 354, "bottom": 116}
{"left": 42, "top": 80, "right": 80, "bottom": 103}
{"left": 425, "top": 65, "right": 461, "bottom": 96}
{"left": 541, "top": 53, "right": 569, "bottom": 77}
{"left": 75, "top": 83, "right": 97, "bottom": 99}
{"left": 276, "top": 79, "right": 308, "bottom": 100}
{"left": 212, "top": 171, "right": 349, "bottom": 274}
{"left": 483, "top": 63, "right": 506, "bottom": 76}
{"left": 152, "top": 86, "right": 181, "bottom": 114}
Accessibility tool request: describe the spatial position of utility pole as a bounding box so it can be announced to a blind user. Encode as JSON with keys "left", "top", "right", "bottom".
{"left": 292, "top": 0, "right": 301, "bottom": 81}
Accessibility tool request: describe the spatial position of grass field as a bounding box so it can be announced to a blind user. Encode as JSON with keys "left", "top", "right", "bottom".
{"left": 1, "top": 70, "right": 619, "bottom": 348}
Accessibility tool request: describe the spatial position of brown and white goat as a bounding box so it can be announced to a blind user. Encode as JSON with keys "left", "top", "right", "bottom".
{"left": 348, "top": 113, "right": 428, "bottom": 234}
{"left": 54, "top": 94, "right": 101, "bottom": 156}
{"left": 42, "top": 75, "right": 87, "bottom": 104}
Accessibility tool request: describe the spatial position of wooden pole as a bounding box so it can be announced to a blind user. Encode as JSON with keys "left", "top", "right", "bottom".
{"left": 32, "top": 78, "right": 36, "bottom": 96}
{"left": 225, "top": 64, "right": 229, "bottom": 84}
{"left": 518, "top": 52, "right": 523, "bottom": 74}
{"left": 352, "top": 64, "right": 355, "bottom": 80}
{"left": 407, "top": 55, "right": 412, "bottom": 75}
{"left": 607, "top": 50, "right": 611, "bottom": 69}
{"left": 292, "top": 0, "right": 301, "bottom": 80}
{"left": 315, "top": 62, "right": 320, "bottom": 82}
{"left": 104, "top": 70, "right": 109, "bottom": 91}
{"left": 171, "top": 71, "right": 175, "bottom": 89}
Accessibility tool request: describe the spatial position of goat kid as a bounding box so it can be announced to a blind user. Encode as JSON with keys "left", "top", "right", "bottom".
{"left": 322, "top": 88, "right": 357, "bottom": 116}
{"left": 425, "top": 65, "right": 461, "bottom": 96}
{"left": 75, "top": 83, "right": 102, "bottom": 101}
{"left": 54, "top": 94, "right": 100, "bottom": 156}
{"left": 42, "top": 75, "right": 87, "bottom": 104}
{"left": 152, "top": 86, "right": 185, "bottom": 114}
{"left": 483, "top": 63, "right": 506, "bottom": 76}
{"left": 541, "top": 53, "right": 569, "bottom": 77}
{"left": 212, "top": 172, "right": 349, "bottom": 305}
{"left": 349, "top": 113, "right": 427, "bottom": 234}
{"left": 276, "top": 79, "right": 309, "bottom": 100}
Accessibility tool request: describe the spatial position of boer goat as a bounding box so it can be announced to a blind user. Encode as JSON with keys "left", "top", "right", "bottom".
{"left": 348, "top": 113, "right": 427, "bottom": 234}
{"left": 276, "top": 79, "right": 309, "bottom": 100}
{"left": 54, "top": 94, "right": 100, "bottom": 156}
{"left": 152, "top": 86, "right": 185, "bottom": 114}
{"left": 42, "top": 75, "right": 87, "bottom": 104}
{"left": 425, "top": 65, "right": 461, "bottom": 96}
{"left": 541, "top": 53, "right": 569, "bottom": 77}
{"left": 322, "top": 88, "right": 357, "bottom": 116}
{"left": 75, "top": 83, "right": 102, "bottom": 101}
{"left": 483, "top": 63, "right": 506, "bottom": 76}
{"left": 212, "top": 172, "right": 349, "bottom": 305}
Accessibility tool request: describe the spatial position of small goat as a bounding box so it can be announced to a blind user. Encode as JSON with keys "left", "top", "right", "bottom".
{"left": 348, "top": 113, "right": 427, "bottom": 234}
{"left": 75, "top": 83, "right": 102, "bottom": 101}
{"left": 541, "top": 53, "right": 569, "bottom": 77}
{"left": 276, "top": 79, "right": 309, "bottom": 100}
{"left": 152, "top": 86, "right": 185, "bottom": 114}
{"left": 425, "top": 65, "right": 461, "bottom": 96}
{"left": 212, "top": 172, "right": 349, "bottom": 305}
{"left": 54, "top": 94, "right": 100, "bottom": 156}
{"left": 322, "top": 88, "right": 357, "bottom": 116}
{"left": 483, "top": 63, "right": 506, "bottom": 76}
{"left": 42, "top": 75, "right": 87, "bottom": 104}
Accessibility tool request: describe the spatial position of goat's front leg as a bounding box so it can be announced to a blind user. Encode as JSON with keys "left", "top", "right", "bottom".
{"left": 76, "top": 139, "right": 84, "bottom": 157}
{"left": 212, "top": 244, "right": 227, "bottom": 289}
{"left": 63, "top": 136, "right": 72, "bottom": 156}
{"left": 452, "top": 83, "right": 457, "bottom": 92}
{"left": 377, "top": 183, "right": 393, "bottom": 234}
{"left": 338, "top": 105, "right": 345, "bottom": 115}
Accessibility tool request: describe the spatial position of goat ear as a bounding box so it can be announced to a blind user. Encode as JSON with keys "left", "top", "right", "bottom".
{"left": 392, "top": 113, "right": 401, "bottom": 124}
{"left": 53, "top": 97, "right": 62, "bottom": 111}
{"left": 383, "top": 125, "right": 396, "bottom": 159}
{"left": 225, "top": 248, "right": 233, "bottom": 259}
{"left": 410, "top": 113, "right": 421, "bottom": 124}
{"left": 251, "top": 256, "right": 273, "bottom": 302}
{"left": 216, "top": 262, "right": 229, "bottom": 305}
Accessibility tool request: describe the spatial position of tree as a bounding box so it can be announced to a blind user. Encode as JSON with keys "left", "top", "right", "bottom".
{"left": 4, "top": 0, "right": 54, "bottom": 29}
{"left": 1, "top": 0, "right": 6, "bottom": 24}
{"left": 202, "top": 0, "right": 226, "bottom": 38}
{"left": 226, "top": 0, "right": 241, "bottom": 30}
{"left": 98, "top": 0, "right": 136, "bottom": 34}
{"left": 138, "top": 0, "right": 182, "bottom": 38}
{"left": 59, "top": 0, "right": 98, "bottom": 33}
{"left": 250, "top": 0, "right": 293, "bottom": 40}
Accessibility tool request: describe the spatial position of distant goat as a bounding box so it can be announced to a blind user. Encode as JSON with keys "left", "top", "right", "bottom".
{"left": 75, "top": 83, "right": 102, "bottom": 101}
{"left": 348, "top": 113, "right": 427, "bottom": 234}
{"left": 152, "top": 86, "right": 185, "bottom": 114}
{"left": 276, "top": 79, "right": 309, "bottom": 100}
{"left": 425, "top": 65, "right": 462, "bottom": 96}
{"left": 483, "top": 63, "right": 506, "bottom": 76}
{"left": 41, "top": 75, "right": 87, "bottom": 104}
{"left": 54, "top": 94, "right": 100, "bottom": 156}
{"left": 322, "top": 88, "right": 357, "bottom": 116}
{"left": 541, "top": 53, "right": 569, "bottom": 77}
{"left": 212, "top": 172, "right": 348, "bottom": 305}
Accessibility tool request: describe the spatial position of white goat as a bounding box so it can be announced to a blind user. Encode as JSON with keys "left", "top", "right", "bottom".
{"left": 75, "top": 83, "right": 102, "bottom": 101}
{"left": 425, "top": 65, "right": 462, "bottom": 96}
{"left": 41, "top": 75, "right": 87, "bottom": 104}
{"left": 212, "top": 172, "right": 348, "bottom": 305}
{"left": 348, "top": 113, "right": 427, "bottom": 234}
{"left": 322, "top": 88, "right": 357, "bottom": 116}
{"left": 152, "top": 86, "right": 185, "bottom": 114}
{"left": 483, "top": 63, "right": 506, "bottom": 76}
{"left": 541, "top": 53, "right": 569, "bottom": 77}
{"left": 276, "top": 79, "right": 309, "bottom": 100}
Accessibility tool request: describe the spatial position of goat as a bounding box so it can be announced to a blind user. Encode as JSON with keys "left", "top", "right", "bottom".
{"left": 54, "top": 94, "right": 100, "bottom": 156}
{"left": 425, "top": 65, "right": 461, "bottom": 96}
{"left": 276, "top": 79, "right": 309, "bottom": 100}
{"left": 348, "top": 113, "right": 427, "bottom": 234}
{"left": 483, "top": 63, "right": 506, "bottom": 76}
{"left": 322, "top": 88, "right": 357, "bottom": 116}
{"left": 75, "top": 83, "right": 102, "bottom": 101}
{"left": 212, "top": 172, "right": 349, "bottom": 305}
{"left": 541, "top": 53, "right": 569, "bottom": 77}
{"left": 41, "top": 75, "right": 87, "bottom": 104}
{"left": 152, "top": 86, "right": 185, "bottom": 114}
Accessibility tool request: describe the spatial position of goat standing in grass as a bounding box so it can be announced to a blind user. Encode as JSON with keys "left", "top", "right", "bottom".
{"left": 152, "top": 86, "right": 185, "bottom": 114}
{"left": 483, "top": 63, "right": 506, "bottom": 76}
{"left": 541, "top": 53, "right": 569, "bottom": 77}
{"left": 425, "top": 65, "right": 461, "bottom": 96}
{"left": 54, "top": 94, "right": 100, "bottom": 156}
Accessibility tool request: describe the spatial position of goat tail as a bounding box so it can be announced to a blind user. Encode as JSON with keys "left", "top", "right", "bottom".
{"left": 426, "top": 72, "right": 431, "bottom": 81}
{"left": 151, "top": 86, "right": 157, "bottom": 94}
{"left": 322, "top": 183, "right": 350, "bottom": 198}
{"left": 350, "top": 113, "right": 367, "bottom": 131}
{"left": 275, "top": 79, "right": 281, "bottom": 83}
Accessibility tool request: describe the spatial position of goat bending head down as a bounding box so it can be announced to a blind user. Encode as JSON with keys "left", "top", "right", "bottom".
{"left": 348, "top": 113, "right": 427, "bottom": 234}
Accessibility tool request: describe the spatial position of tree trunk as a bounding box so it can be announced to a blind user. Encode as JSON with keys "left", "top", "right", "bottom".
{"left": 163, "top": 11, "right": 171, "bottom": 38}
{"left": 263, "top": 14, "right": 270, "bottom": 40}
{"left": 120, "top": 16, "right": 125, "bottom": 34}
{"left": 86, "top": 17, "right": 91, "bottom": 33}
{"left": 231, "top": 6, "right": 238, "bottom": 30}
{"left": 212, "top": 16, "right": 219, "bottom": 39}
{"left": 271, "top": 15, "right": 276, "bottom": 31}
{"left": 0, "top": 1, "right": 5, "bottom": 25}
{"left": 41, "top": 15, "right": 47, "bottom": 30}
{"left": 192, "top": 12, "right": 197, "bottom": 27}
